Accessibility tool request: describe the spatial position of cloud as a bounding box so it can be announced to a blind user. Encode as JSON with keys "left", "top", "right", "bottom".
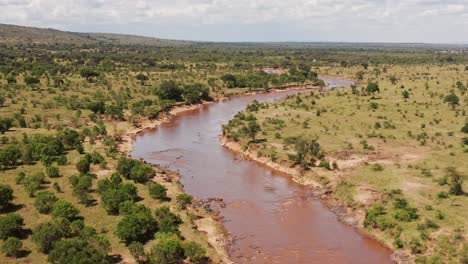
{"left": 0, "top": 0, "right": 467, "bottom": 42}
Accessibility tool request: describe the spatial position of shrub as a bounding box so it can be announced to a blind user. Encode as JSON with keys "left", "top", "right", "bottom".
{"left": 48, "top": 238, "right": 109, "bottom": 264}
{"left": 45, "top": 165, "right": 60, "bottom": 178}
{"left": 363, "top": 205, "right": 386, "bottom": 228}
{"left": 102, "top": 188, "right": 134, "bottom": 215}
{"left": 462, "top": 123, "right": 468, "bottom": 134}
{"left": 0, "top": 184, "right": 14, "bottom": 211}
{"left": 0, "top": 214, "right": 24, "bottom": 240}
{"left": 183, "top": 241, "right": 207, "bottom": 264}
{"left": 32, "top": 222, "right": 65, "bottom": 253}
{"left": 34, "top": 191, "right": 58, "bottom": 214}
{"left": 116, "top": 213, "right": 156, "bottom": 244}
{"left": 128, "top": 241, "right": 146, "bottom": 263}
{"left": 129, "top": 163, "right": 155, "bottom": 183}
{"left": 1, "top": 237, "right": 22, "bottom": 257}
{"left": 409, "top": 238, "right": 425, "bottom": 254}
{"left": 76, "top": 157, "right": 91, "bottom": 174}
{"left": 22, "top": 172, "right": 45, "bottom": 197}
{"left": 51, "top": 200, "right": 80, "bottom": 220}
{"left": 149, "top": 233, "right": 184, "bottom": 264}
{"left": 154, "top": 206, "right": 182, "bottom": 234}
{"left": 176, "top": 193, "right": 192, "bottom": 209}
{"left": 394, "top": 207, "right": 419, "bottom": 222}
{"left": 149, "top": 183, "right": 168, "bottom": 201}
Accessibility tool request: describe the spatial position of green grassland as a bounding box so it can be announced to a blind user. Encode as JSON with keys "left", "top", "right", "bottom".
{"left": 223, "top": 64, "right": 468, "bottom": 263}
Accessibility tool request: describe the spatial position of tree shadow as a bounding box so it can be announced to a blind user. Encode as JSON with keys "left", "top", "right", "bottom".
{"left": 109, "top": 254, "right": 123, "bottom": 264}
{"left": 2, "top": 204, "right": 24, "bottom": 213}
{"left": 17, "top": 228, "right": 33, "bottom": 240}
{"left": 16, "top": 249, "right": 31, "bottom": 258}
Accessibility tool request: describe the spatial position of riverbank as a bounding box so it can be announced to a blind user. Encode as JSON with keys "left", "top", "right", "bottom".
{"left": 117, "top": 85, "right": 325, "bottom": 263}
{"left": 219, "top": 135, "right": 407, "bottom": 263}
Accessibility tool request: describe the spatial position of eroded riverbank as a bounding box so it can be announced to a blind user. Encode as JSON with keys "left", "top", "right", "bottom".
{"left": 129, "top": 77, "right": 394, "bottom": 263}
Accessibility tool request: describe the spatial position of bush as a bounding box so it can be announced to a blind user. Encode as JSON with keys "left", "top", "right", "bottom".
{"left": 51, "top": 200, "right": 80, "bottom": 220}
{"left": 149, "top": 233, "right": 184, "bottom": 264}
{"left": 22, "top": 172, "right": 45, "bottom": 197}
{"left": 462, "top": 123, "right": 468, "bottom": 134}
{"left": 176, "top": 193, "right": 192, "bottom": 209}
{"left": 116, "top": 213, "right": 156, "bottom": 244}
{"left": 34, "top": 191, "right": 58, "bottom": 214}
{"left": 0, "top": 214, "right": 24, "bottom": 240}
{"left": 154, "top": 206, "right": 182, "bottom": 234}
{"left": 183, "top": 241, "right": 207, "bottom": 264}
{"left": 128, "top": 241, "right": 146, "bottom": 263}
{"left": 0, "top": 184, "right": 14, "bottom": 211}
{"left": 149, "top": 183, "right": 168, "bottom": 201}
{"left": 48, "top": 238, "right": 109, "bottom": 264}
{"left": 46, "top": 165, "right": 60, "bottom": 178}
{"left": 76, "top": 157, "right": 91, "bottom": 174}
{"left": 1, "top": 237, "right": 22, "bottom": 257}
{"left": 32, "top": 222, "right": 65, "bottom": 253}
{"left": 394, "top": 207, "right": 419, "bottom": 222}
{"left": 129, "top": 163, "right": 155, "bottom": 183}
{"left": 409, "top": 238, "right": 426, "bottom": 254}
{"left": 102, "top": 189, "right": 134, "bottom": 215}
{"left": 363, "top": 205, "right": 386, "bottom": 228}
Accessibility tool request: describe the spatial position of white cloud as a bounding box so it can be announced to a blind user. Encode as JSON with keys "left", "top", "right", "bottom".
{"left": 0, "top": 0, "right": 467, "bottom": 42}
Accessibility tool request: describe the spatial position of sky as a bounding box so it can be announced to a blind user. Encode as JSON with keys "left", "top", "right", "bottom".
{"left": 1, "top": 0, "right": 467, "bottom": 43}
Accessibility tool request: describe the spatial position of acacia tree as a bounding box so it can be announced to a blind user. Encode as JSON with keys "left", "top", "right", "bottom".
{"left": 366, "top": 82, "right": 380, "bottom": 97}
{"left": 243, "top": 120, "right": 261, "bottom": 142}
{"left": 136, "top": 73, "right": 149, "bottom": 85}
{"left": 444, "top": 91, "right": 459, "bottom": 109}
{"left": 0, "top": 184, "right": 14, "bottom": 211}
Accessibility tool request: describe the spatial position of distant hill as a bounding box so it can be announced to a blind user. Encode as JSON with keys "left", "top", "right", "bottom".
{"left": 0, "top": 23, "right": 193, "bottom": 46}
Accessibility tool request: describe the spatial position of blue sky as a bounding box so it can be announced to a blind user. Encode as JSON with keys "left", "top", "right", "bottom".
{"left": 1, "top": 0, "right": 467, "bottom": 43}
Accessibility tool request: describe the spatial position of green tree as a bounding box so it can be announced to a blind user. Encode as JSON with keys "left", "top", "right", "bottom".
{"left": 51, "top": 200, "right": 80, "bottom": 220}
{"left": 80, "top": 69, "right": 99, "bottom": 82}
{"left": 446, "top": 167, "right": 464, "bottom": 195}
{"left": 157, "top": 80, "right": 182, "bottom": 101}
{"left": 24, "top": 76, "right": 40, "bottom": 86}
{"left": 76, "top": 157, "right": 91, "bottom": 174}
{"left": 149, "top": 233, "right": 184, "bottom": 264}
{"left": 154, "top": 206, "right": 181, "bottom": 234}
{"left": 34, "top": 191, "right": 58, "bottom": 214}
{"left": 22, "top": 172, "right": 45, "bottom": 197}
{"left": 366, "top": 82, "right": 380, "bottom": 96}
{"left": 461, "top": 123, "right": 468, "bottom": 134}
{"left": 149, "top": 183, "right": 168, "bottom": 201}
{"left": 0, "top": 184, "right": 14, "bottom": 211}
{"left": 0, "top": 214, "right": 24, "bottom": 240}
{"left": 48, "top": 238, "right": 110, "bottom": 264}
{"left": 116, "top": 213, "right": 156, "bottom": 244}
{"left": 176, "top": 193, "right": 192, "bottom": 209}
{"left": 1, "top": 237, "right": 23, "bottom": 257}
{"left": 136, "top": 73, "right": 149, "bottom": 85}
{"left": 243, "top": 120, "right": 261, "bottom": 142}
{"left": 0, "top": 117, "right": 13, "bottom": 134}
{"left": 444, "top": 91, "right": 459, "bottom": 109}
{"left": 32, "top": 222, "right": 65, "bottom": 253}
{"left": 46, "top": 165, "right": 60, "bottom": 178}
{"left": 101, "top": 188, "right": 134, "bottom": 215}
{"left": 128, "top": 241, "right": 146, "bottom": 263}
{"left": 129, "top": 163, "right": 155, "bottom": 183}
{"left": 183, "top": 241, "right": 207, "bottom": 264}
{"left": 402, "top": 90, "right": 410, "bottom": 99}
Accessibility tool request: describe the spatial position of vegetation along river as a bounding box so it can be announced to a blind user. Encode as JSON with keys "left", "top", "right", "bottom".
{"left": 131, "top": 76, "right": 393, "bottom": 263}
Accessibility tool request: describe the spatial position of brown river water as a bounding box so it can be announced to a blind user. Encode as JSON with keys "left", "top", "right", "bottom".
{"left": 131, "top": 76, "right": 393, "bottom": 264}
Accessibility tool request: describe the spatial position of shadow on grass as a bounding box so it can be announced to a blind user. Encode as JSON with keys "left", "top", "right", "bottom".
{"left": 2, "top": 204, "right": 24, "bottom": 213}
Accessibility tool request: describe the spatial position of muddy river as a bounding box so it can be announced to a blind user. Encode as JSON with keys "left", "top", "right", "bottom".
{"left": 131, "top": 76, "right": 393, "bottom": 263}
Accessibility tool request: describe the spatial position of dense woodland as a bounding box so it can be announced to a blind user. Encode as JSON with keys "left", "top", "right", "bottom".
{"left": 0, "top": 30, "right": 467, "bottom": 264}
